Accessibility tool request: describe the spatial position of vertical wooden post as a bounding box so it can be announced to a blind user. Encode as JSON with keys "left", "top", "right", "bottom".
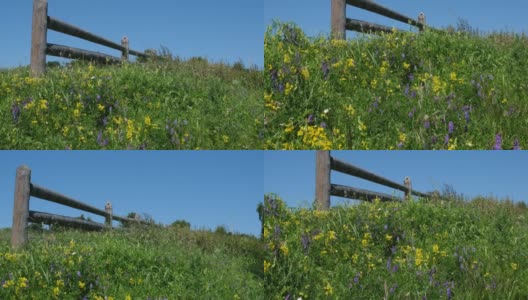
{"left": 404, "top": 176, "right": 412, "bottom": 201}
{"left": 121, "top": 36, "right": 129, "bottom": 62}
{"left": 331, "top": 0, "right": 346, "bottom": 40}
{"left": 315, "top": 151, "right": 331, "bottom": 210}
{"left": 105, "top": 202, "right": 113, "bottom": 228}
{"left": 30, "top": 0, "right": 48, "bottom": 77}
{"left": 418, "top": 12, "right": 426, "bottom": 32}
{"left": 12, "top": 165, "right": 32, "bottom": 248}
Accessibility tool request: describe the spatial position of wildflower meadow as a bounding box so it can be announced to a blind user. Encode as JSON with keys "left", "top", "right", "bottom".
{"left": 0, "top": 224, "right": 264, "bottom": 299}
{"left": 264, "top": 22, "right": 528, "bottom": 149}
{"left": 0, "top": 58, "right": 262, "bottom": 149}
{"left": 263, "top": 194, "right": 528, "bottom": 299}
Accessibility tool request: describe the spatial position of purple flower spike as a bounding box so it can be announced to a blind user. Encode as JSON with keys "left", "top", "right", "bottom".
{"left": 307, "top": 114, "right": 314, "bottom": 124}
{"left": 320, "top": 122, "right": 327, "bottom": 128}
{"left": 513, "top": 139, "right": 521, "bottom": 150}
{"left": 448, "top": 121, "right": 454, "bottom": 134}
{"left": 424, "top": 120, "right": 430, "bottom": 129}
{"left": 444, "top": 134, "right": 449, "bottom": 145}
{"left": 493, "top": 134, "right": 502, "bottom": 150}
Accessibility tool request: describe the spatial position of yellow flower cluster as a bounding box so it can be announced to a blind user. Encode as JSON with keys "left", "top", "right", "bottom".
{"left": 297, "top": 125, "right": 332, "bottom": 149}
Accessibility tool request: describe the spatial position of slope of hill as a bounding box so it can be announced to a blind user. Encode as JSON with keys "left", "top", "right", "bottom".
{"left": 263, "top": 194, "right": 528, "bottom": 299}
{"left": 264, "top": 22, "right": 528, "bottom": 149}
{"left": 0, "top": 59, "right": 263, "bottom": 149}
{"left": 0, "top": 225, "right": 264, "bottom": 299}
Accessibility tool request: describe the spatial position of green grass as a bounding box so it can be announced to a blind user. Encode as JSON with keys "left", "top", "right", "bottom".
{"left": 0, "top": 225, "right": 264, "bottom": 299}
{"left": 1, "top": 58, "right": 263, "bottom": 149}
{"left": 264, "top": 22, "right": 528, "bottom": 149}
{"left": 263, "top": 194, "right": 528, "bottom": 299}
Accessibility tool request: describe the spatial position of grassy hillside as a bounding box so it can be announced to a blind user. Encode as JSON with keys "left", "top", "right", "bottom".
{"left": 0, "top": 225, "right": 264, "bottom": 299}
{"left": 264, "top": 22, "right": 528, "bottom": 149}
{"left": 263, "top": 194, "right": 528, "bottom": 299}
{"left": 0, "top": 58, "right": 263, "bottom": 149}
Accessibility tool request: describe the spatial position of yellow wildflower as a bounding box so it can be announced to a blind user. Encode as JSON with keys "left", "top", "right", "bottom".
{"left": 450, "top": 72, "right": 457, "bottom": 81}
{"left": 78, "top": 281, "right": 85, "bottom": 289}
{"left": 284, "top": 82, "right": 294, "bottom": 95}
{"left": 403, "top": 62, "right": 410, "bottom": 70}
{"left": 324, "top": 281, "right": 333, "bottom": 296}
{"left": 283, "top": 54, "right": 291, "bottom": 64}
{"left": 433, "top": 244, "right": 439, "bottom": 254}
{"left": 280, "top": 243, "right": 289, "bottom": 256}
{"left": 144, "top": 115, "right": 152, "bottom": 127}
{"left": 344, "top": 104, "right": 355, "bottom": 117}
{"left": 97, "top": 103, "right": 105, "bottom": 111}
{"left": 222, "top": 135, "right": 229, "bottom": 143}
{"left": 39, "top": 99, "right": 48, "bottom": 110}
{"left": 511, "top": 263, "right": 518, "bottom": 270}
{"left": 347, "top": 58, "right": 355, "bottom": 68}
{"left": 301, "top": 67, "right": 310, "bottom": 79}
{"left": 415, "top": 248, "right": 424, "bottom": 267}
{"left": 264, "top": 260, "right": 271, "bottom": 273}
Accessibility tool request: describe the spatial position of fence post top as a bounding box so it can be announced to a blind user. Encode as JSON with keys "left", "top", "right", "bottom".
{"left": 17, "top": 165, "right": 31, "bottom": 171}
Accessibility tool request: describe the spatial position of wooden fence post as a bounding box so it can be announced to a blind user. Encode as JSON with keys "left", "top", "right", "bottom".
{"left": 331, "top": 0, "right": 346, "bottom": 40}
{"left": 121, "top": 36, "right": 129, "bottom": 62}
{"left": 30, "top": 0, "right": 48, "bottom": 77}
{"left": 404, "top": 176, "right": 412, "bottom": 201}
{"left": 418, "top": 12, "right": 426, "bottom": 32}
{"left": 105, "top": 202, "right": 113, "bottom": 228}
{"left": 12, "top": 165, "right": 32, "bottom": 248}
{"left": 315, "top": 151, "right": 331, "bottom": 210}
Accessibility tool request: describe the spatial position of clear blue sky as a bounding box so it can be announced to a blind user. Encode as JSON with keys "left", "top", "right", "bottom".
{"left": 0, "top": 151, "right": 263, "bottom": 236}
{"left": 264, "top": 151, "right": 528, "bottom": 208}
{"left": 1, "top": 0, "right": 263, "bottom": 69}
{"left": 265, "top": 0, "right": 527, "bottom": 37}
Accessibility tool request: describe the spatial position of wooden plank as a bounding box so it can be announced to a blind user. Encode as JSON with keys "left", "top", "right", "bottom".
{"left": 30, "top": 0, "right": 48, "bottom": 77}
{"left": 346, "top": 0, "right": 425, "bottom": 31}
{"left": 331, "top": 0, "right": 347, "bottom": 39}
{"left": 331, "top": 184, "right": 398, "bottom": 202}
{"left": 330, "top": 156, "right": 430, "bottom": 198}
{"left": 346, "top": 18, "right": 395, "bottom": 34}
{"left": 47, "top": 16, "right": 147, "bottom": 57}
{"left": 12, "top": 165, "right": 32, "bottom": 248}
{"left": 28, "top": 210, "right": 106, "bottom": 231}
{"left": 315, "top": 151, "right": 331, "bottom": 210}
{"left": 46, "top": 43, "right": 121, "bottom": 64}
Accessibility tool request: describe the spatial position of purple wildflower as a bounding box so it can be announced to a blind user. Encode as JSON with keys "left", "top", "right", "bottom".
{"left": 404, "top": 84, "right": 410, "bottom": 97}
{"left": 274, "top": 225, "right": 281, "bottom": 237}
{"left": 398, "top": 142, "right": 404, "bottom": 148}
{"left": 392, "top": 264, "right": 399, "bottom": 273}
{"left": 513, "top": 139, "right": 521, "bottom": 150}
{"left": 320, "top": 122, "right": 327, "bottom": 128}
{"left": 408, "top": 73, "right": 414, "bottom": 81}
{"left": 447, "top": 287, "right": 452, "bottom": 299}
{"left": 391, "top": 245, "right": 397, "bottom": 254}
{"left": 386, "top": 257, "right": 392, "bottom": 271}
{"left": 424, "top": 120, "right": 430, "bottom": 129}
{"left": 321, "top": 61, "right": 330, "bottom": 80}
{"left": 77, "top": 271, "right": 81, "bottom": 278}
{"left": 444, "top": 134, "right": 449, "bottom": 145}
{"left": 301, "top": 234, "right": 310, "bottom": 253}
{"left": 493, "top": 134, "right": 502, "bottom": 150}
{"left": 11, "top": 103, "right": 21, "bottom": 123}
{"left": 408, "top": 107, "right": 416, "bottom": 118}
{"left": 390, "top": 284, "right": 398, "bottom": 294}
{"left": 307, "top": 114, "right": 314, "bottom": 124}
{"left": 353, "top": 272, "right": 360, "bottom": 284}
{"left": 284, "top": 294, "right": 290, "bottom": 300}
{"left": 448, "top": 121, "right": 454, "bottom": 134}
{"left": 97, "top": 131, "right": 108, "bottom": 147}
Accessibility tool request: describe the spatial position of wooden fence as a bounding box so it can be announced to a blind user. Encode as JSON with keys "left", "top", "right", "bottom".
{"left": 331, "top": 0, "right": 430, "bottom": 39}
{"left": 30, "top": 0, "right": 148, "bottom": 77}
{"left": 315, "top": 151, "right": 432, "bottom": 210}
{"left": 11, "top": 165, "right": 145, "bottom": 248}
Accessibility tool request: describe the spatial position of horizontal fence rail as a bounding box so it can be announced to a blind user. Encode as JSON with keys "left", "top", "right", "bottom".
{"left": 332, "top": 0, "right": 431, "bottom": 39}
{"left": 11, "top": 165, "right": 147, "bottom": 248}
{"left": 31, "top": 0, "right": 149, "bottom": 77}
{"left": 315, "top": 151, "right": 433, "bottom": 210}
